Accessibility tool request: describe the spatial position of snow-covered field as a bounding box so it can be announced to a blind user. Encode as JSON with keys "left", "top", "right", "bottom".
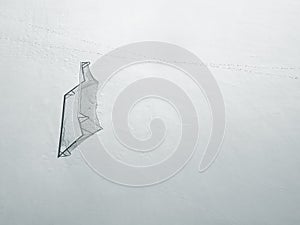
{"left": 0, "top": 0, "right": 299, "bottom": 224}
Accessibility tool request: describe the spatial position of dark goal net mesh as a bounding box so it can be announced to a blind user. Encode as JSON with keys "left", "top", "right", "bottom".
{"left": 57, "top": 62, "right": 102, "bottom": 158}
